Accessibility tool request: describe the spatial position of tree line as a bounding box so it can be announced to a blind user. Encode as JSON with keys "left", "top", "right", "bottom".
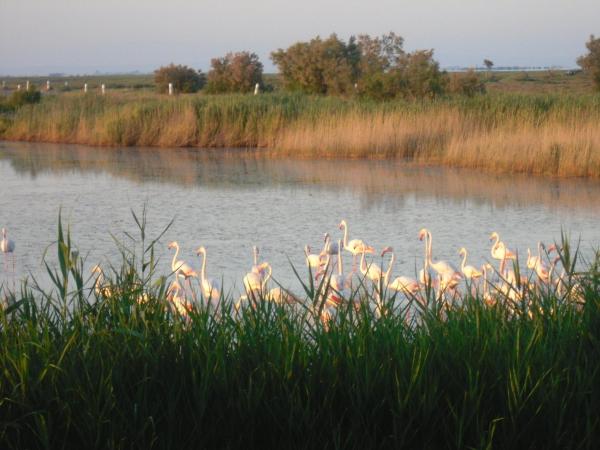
{"left": 155, "top": 32, "right": 600, "bottom": 98}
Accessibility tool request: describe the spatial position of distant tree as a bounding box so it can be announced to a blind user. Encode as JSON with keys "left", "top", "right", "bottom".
{"left": 154, "top": 64, "right": 206, "bottom": 94}
{"left": 205, "top": 52, "right": 264, "bottom": 94}
{"left": 483, "top": 59, "right": 494, "bottom": 71}
{"left": 577, "top": 34, "right": 600, "bottom": 90}
{"left": 271, "top": 34, "right": 359, "bottom": 95}
{"left": 449, "top": 70, "right": 486, "bottom": 97}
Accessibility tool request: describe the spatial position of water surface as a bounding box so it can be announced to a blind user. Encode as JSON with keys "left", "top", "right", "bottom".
{"left": 2, "top": 141, "right": 600, "bottom": 293}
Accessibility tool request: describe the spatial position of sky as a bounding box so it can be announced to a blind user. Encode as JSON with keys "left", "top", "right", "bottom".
{"left": 1, "top": 0, "right": 598, "bottom": 75}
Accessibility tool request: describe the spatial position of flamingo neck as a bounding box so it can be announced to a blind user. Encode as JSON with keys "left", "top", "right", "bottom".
{"left": 341, "top": 222, "right": 348, "bottom": 248}
{"left": 384, "top": 251, "right": 395, "bottom": 284}
{"left": 171, "top": 243, "right": 179, "bottom": 272}
{"left": 338, "top": 241, "right": 343, "bottom": 276}
{"left": 200, "top": 250, "right": 207, "bottom": 284}
{"left": 253, "top": 247, "right": 258, "bottom": 266}
{"left": 360, "top": 250, "right": 366, "bottom": 273}
{"left": 426, "top": 231, "right": 433, "bottom": 266}
{"left": 460, "top": 250, "right": 467, "bottom": 272}
{"left": 262, "top": 264, "right": 272, "bottom": 289}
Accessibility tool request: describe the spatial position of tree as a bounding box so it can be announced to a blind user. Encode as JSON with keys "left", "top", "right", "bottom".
{"left": 154, "top": 64, "right": 206, "bottom": 94}
{"left": 205, "top": 51, "right": 264, "bottom": 94}
{"left": 271, "top": 34, "right": 359, "bottom": 95}
{"left": 483, "top": 59, "right": 494, "bottom": 71}
{"left": 449, "top": 70, "right": 486, "bottom": 97}
{"left": 577, "top": 35, "right": 600, "bottom": 91}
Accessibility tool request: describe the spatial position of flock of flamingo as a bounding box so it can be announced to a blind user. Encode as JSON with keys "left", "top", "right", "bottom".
{"left": 0, "top": 221, "right": 582, "bottom": 322}
{"left": 146, "top": 220, "right": 578, "bottom": 320}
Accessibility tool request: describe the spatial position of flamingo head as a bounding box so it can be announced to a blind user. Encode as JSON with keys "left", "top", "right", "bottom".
{"left": 418, "top": 228, "right": 428, "bottom": 241}
{"left": 323, "top": 232, "right": 330, "bottom": 242}
{"left": 458, "top": 247, "right": 466, "bottom": 256}
{"left": 196, "top": 246, "right": 206, "bottom": 256}
{"left": 338, "top": 220, "right": 346, "bottom": 230}
{"left": 489, "top": 232, "right": 499, "bottom": 242}
{"left": 547, "top": 244, "right": 557, "bottom": 253}
{"left": 168, "top": 241, "right": 177, "bottom": 250}
{"left": 381, "top": 246, "right": 393, "bottom": 257}
{"left": 253, "top": 245, "right": 259, "bottom": 256}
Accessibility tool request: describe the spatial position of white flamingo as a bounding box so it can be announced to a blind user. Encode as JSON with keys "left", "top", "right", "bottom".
{"left": 458, "top": 247, "right": 483, "bottom": 280}
{"left": 489, "top": 232, "right": 516, "bottom": 274}
{"left": 168, "top": 241, "right": 197, "bottom": 279}
{"left": 526, "top": 242, "right": 549, "bottom": 283}
{"left": 305, "top": 245, "right": 328, "bottom": 274}
{"left": 419, "top": 228, "right": 461, "bottom": 290}
{"left": 196, "top": 246, "right": 221, "bottom": 305}
{"left": 339, "top": 220, "right": 374, "bottom": 268}
{"left": 1, "top": 228, "right": 16, "bottom": 273}
{"left": 381, "top": 247, "right": 420, "bottom": 296}
{"left": 360, "top": 248, "right": 383, "bottom": 285}
{"left": 243, "top": 261, "right": 272, "bottom": 296}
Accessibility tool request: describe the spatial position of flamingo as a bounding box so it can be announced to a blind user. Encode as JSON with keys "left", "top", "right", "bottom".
{"left": 305, "top": 245, "right": 328, "bottom": 274}
{"left": 489, "top": 232, "right": 516, "bottom": 274}
{"left": 360, "top": 248, "right": 383, "bottom": 284}
{"left": 526, "top": 242, "right": 549, "bottom": 283}
{"left": 168, "top": 241, "right": 197, "bottom": 279}
{"left": 1, "top": 228, "right": 15, "bottom": 273}
{"left": 196, "top": 246, "right": 221, "bottom": 305}
{"left": 91, "top": 265, "right": 111, "bottom": 298}
{"left": 243, "top": 262, "right": 272, "bottom": 296}
{"left": 381, "top": 247, "right": 420, "bottom": 296}
{"left": 419, "top": 228, "right": 461, "bottom": 290}
{"left": 167, "top": 280, "right": 193, "bottom": 317}
{"left": 339, "top": 220, "right": 374, "bottom": 268}
{"left": 458, "top": 247, "right": 483, "bottom": 280}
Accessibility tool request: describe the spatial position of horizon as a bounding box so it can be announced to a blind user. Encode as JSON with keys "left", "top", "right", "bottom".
{"left": 1, "top": 0, "right": 598, "bottom": 76}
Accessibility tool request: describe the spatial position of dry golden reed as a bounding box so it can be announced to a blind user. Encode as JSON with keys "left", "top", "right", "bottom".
{"left": 3, "top": 91, "right": 600, "bottom": 177}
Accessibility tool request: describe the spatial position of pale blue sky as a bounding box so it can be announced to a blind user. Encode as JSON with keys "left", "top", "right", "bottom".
{"left": 1, "top": 0, "right": 598, "bottom": 75}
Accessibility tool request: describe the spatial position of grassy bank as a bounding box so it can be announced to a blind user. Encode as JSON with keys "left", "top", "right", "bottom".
{"left": 2, "top": 91, "right": 600, "bottom": 177}
{"left": 1, "top": 218, "right": 600, "bottom": 449}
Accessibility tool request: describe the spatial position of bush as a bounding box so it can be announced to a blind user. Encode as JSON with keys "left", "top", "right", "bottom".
{"left": 271, "top": 34, "right": 359, "bottom": 95}
{"left": 205, "top": 51, "right": 264, "bottom": 94}
{"left": 449, "top": 70, "right": 486, "bottom": 97}
{"left": 154, "top": 64, "right": 206, "bottom": 94}
{"left": 272, "top": 33, "right": 450, "bottom": 100}
{"left": 8, "top": 88, "right": 41, "bottom": 108}
{"left": 577, "top": 34, "right": 600, "bottom": 91}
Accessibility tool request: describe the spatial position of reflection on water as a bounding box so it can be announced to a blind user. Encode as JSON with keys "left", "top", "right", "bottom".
{"left": 1, "top": 141, "right": 600, "bottom": 291}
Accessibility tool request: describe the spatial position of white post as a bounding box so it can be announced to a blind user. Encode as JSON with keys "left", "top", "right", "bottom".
{"left": 101, "top": 84, "right": 105, "bottom": 95}
{"left": 46, "top": 80, "right": 51, "bottom": 91}
{"left": 84, "top": 83, "right": 88, "bottom": 93}
{"left": 254, "top": 83, "right": 259, "bottom": 95}
{"left": 17, "top": 84, "right": 21, "bottom": 91}
{"left": 26, "top": 80, "right": 30, "bottom": 91}
{"left": 1, "top": 81, "right": 5, "bottom": 89}
{"left": 168, "top": 82, "right": 173, "bottom": 95}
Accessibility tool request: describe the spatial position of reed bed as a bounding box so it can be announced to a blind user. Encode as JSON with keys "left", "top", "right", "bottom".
{"left": 2, "top": 92, "right": 600, "bottom": 177}
{"left": 1, "top": 216, "right": 600, "bottom": 449}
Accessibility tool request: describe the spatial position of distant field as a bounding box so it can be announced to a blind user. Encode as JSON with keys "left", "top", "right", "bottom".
{"left": 0, "top": 70, "right": 594, "bottom": 95}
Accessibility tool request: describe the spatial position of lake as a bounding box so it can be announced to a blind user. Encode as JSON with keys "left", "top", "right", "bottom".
{"left": 1, "top": 141, "right": 600, "bottom": 294}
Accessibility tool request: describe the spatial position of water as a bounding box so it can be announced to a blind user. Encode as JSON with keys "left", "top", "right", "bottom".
{"left": 1, "top": 141, "right": 600, "bottom": 294}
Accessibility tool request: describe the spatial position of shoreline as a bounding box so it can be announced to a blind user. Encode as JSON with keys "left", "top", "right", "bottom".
{"left": 2, "top": 91, "right": 600, "bottom": 178}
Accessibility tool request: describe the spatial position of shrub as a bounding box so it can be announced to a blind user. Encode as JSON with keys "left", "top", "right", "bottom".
{"left": 577, "top": 34, "right": 600, "bottom": 91}
{"left": 273, "top": 33, "right": 450, "bottom": 100}
{"left": 205, "top": 51, "right": 264, "bottom": 94}
{"left": 271, "top": 34, "right": 359, "bottom": 95}
{"left": 8, "top": 88, "right": 41, "bottom": 108}
{"left": 449, "top": 70, "right": 486, "bottom": 97}
{"left": 154, "top": 64, "right": 206, "bottom": 94}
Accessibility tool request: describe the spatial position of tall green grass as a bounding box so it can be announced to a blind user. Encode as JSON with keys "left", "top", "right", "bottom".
{"left": 2, "top": 91, "right": 600, "bottom": 177}
{"left": 1, "top": 215, "right": 600, "bottom": 449}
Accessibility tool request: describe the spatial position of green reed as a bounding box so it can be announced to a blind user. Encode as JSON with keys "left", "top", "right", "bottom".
{"left": 1, "top": 215, "right": 599, "bottom": 449}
